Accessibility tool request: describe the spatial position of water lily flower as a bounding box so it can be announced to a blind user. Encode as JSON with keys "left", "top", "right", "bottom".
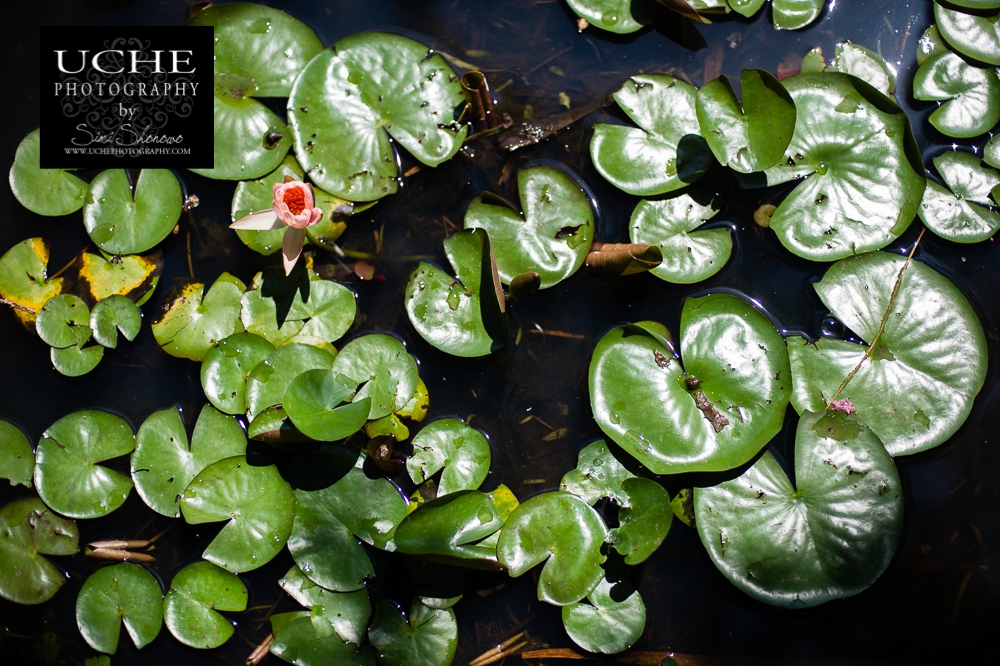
{"left": 230, "top": 176, "right": 322, "bottom": 275}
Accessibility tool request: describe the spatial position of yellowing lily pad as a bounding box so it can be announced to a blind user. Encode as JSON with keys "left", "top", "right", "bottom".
{"left": 0, "top": 238, "right": 64, "bottom": 327}
{"left": 152, "top": 273, "right": 246, "bottom": 361}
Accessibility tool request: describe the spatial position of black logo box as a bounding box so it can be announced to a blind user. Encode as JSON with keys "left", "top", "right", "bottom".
{"left": 40, "top": 26, "right": 214, "bottom": 169}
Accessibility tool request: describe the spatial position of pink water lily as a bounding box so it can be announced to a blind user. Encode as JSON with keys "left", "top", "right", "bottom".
{"left": 230, "top": 176, "right": 323, "bottom": 275}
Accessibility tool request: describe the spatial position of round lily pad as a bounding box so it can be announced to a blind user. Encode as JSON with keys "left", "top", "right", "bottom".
{"left": 562, "top": 577, "right": 646, "bottom": 655}
{"left": 787, "top": 251, "right": 988, "bottom": 456}
{"left": 696, "top": 69, "right": 795, "bottom": 173}
{"left": 368, "top": 600, "right": 457, "bottom": 666}
{"left": 0, "top": 498, "right": 78, "bottom": 605}
{"left": 935, "top": 2, "right": 1000, "bottom": 66}
{"left": 90, "top": 296, "right": 141, "bottom": 349}
{"left": 241, "top": 268, "right": 357, "bottom": 347}
{"left": 629, "top": 194, "right": 731, "bottom": 284}
{"left": 51, "top": 341, "right": 104, "bottom": 377}
{"left": 163, "top": 561, "right": 247, "bottom": 649}
{"left": 34, "top": 410, "right": 135, "bottom": 519}
{"left": 590, "top": 294, "right": 790, "bottom": 474}
{"left": 132, "top": 405, "right": 247, "bottom": 517}
{"left": 74, "top": 250, "right": 162, "bottom": 305}
{"left": 612, "top": 477, "right": 672, "bottom": 565}
{"left": 829, "top": 42, "right": 896, "bottom": 96}
{"left": 919, "top": 151, "right": 1000, "bottom": 242}
{"left": 695, "top": 409, "right": 903, "bottom": 608}
{"left": 464, "top": 166, "right": 594, "bottom": 288}
{"left": 201, "top": 332, "right": 276, "bottom": 415}
{"left": 0, "top": 419, "right": 34, "bottom": 487}
{"left": 191, "top": 92, "right": 292, "bottom": 181}
{"left": 773, "top": 0, "right": 825, "bottom": 30}
{"left": 76, "top": 563, "right": 162, "bottom": 654}
{"left": 271, "top": 611, "right": 376, "bottom": 666}
{"left": 152, "top": 273, "right": 246, "bottom": 362}
{"left": 280, "top": 565, "right": 372, "bottom": 643}
{"left": 591, "top": 74, "right": 712, "bottom": 196}
{"left": 913, "top": 51, "right": 1000, "bottom": 139}
{"left": 283, "top": 369, "right": 371, "bottom": 441}
{"left": 0, "top": 238, "right": 63, "bottom": 327}
{"left": 565, "top": 1, "right": 646, "bottom": 34}
{"left": 82, "top": 169, "right": 182, "bottom": 255}
{"left": 406, "top": 419, "right": 491, "bottom": 496}
{"left": 179, "top": 456, "right": 295, "bottom": 572}
{"left": 8, "top": 129, "right": 88, "bottom": 216}
{"left": 497, "top": 491, "right": 608, "bottom": 606}
{"left": 405, "top": 228, "right": 507, "bottom": 358}
{"left": 560, "top": 440, "right": 634, "bottom": 505}
{"left": 331, "top": 334, "right": 418, "bottom": 420}
{"left": 36, "top": 294, "right": 91, "bottom": 349}
{"left": 245, "top": 342, "right": 336, "bottom": 420}
{"left": 394, "top": 490, "right": 504, "bottom": 567}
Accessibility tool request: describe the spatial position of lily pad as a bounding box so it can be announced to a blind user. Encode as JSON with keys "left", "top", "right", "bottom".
{"left": 34, "top": 410, "right": 135, "bottom": 519}
{"left": 565, "top": 1, "right": 646, "bottom": 34}
{"left": 245, "top": 342, "right": 336, "bottom": 420}
{"left": 8, "top": 129, "right": 88, "bottom": 216}
{"left": 152, "top": 273, "right": 246, "bottom": 362}
{"left": 560, "top": 440, "right": 635, "bottom": 505}
{"left": 0, "top": 498, "right": 78, "bottom": 604}
{"left": 82, "top": 169, "right": 182, "bottom": 255}
{"left": 612, "top": 477, "right": 672, "bottom": 565}
{"left": 828, "top": 42, "right": 896, "bottom": 95}
{"left": 331, "top": 334, "right": 418, "bottom": 420}
{"left": 76, "top": 563, "right": 163, "bottom": 654}
{"left": 986, "top": 134, "right": 1000, "bottom": 169}
{"left": 132, "top": 405, "right": 247, "bottom": 518}
{"left": 90, "top": 296, "right": 141, "bottom": 349}
{"left": 919, "top": 151, "right": 1000, "bottom": 242}
{"left": 497, "top": 491, "right": 608, "bottom": 606}
{"left": 761, "top": 72, "right": 925, "bottom": 261}
{"left": 591, "top": 75, "right": 712, "bottom": 196}
{"left": 696, "top": 69, "right": 796, "bottom": 173}
{"left": 51, "top": 341, "right": 104, "bottom": 377}
{"left": 163, "top": 561, "right": 247, "bottom": 649}
{"left": 179, "top": 455, "right": 295, "bottom": 572}
{"left": 406, "top": 419, "right": 491, "bottom": 496}
{"left": 935, "top": 2, "right": 1000, "bottom": 67}
{"left": 787, "top": 251, "right": 988, "bottom": 456}
{"left": 694, "top": 409, "right": 903, "bottom": 608}
{"left": 368, "top": 600, "right": 458, "bottom": 666}
{"left": 283, "top": 369, "right": 371, "bottom": 441}
{"left": 918, "top": 25, "right": 947, "bottom": 66}
{"left": 913, "top": 51, "right": 1000, "bottom": 139}
{"left": 590, "top": 294, "right": 790, "bottom": 474}
{"left": 0, "top": 238, "right": 64, "bottom": 326}
{"left": 288, "top": 33, "right": 467, "bottom": 201}
{"left": 73, "top": 250, "right": 162, "bottom": 305}
{"left": 201, "top": 333, "right": 276, "bottom": 415}
{"left": 562, "top": 577, "right": 646, "bottom": 655}
{"left": 280, "top": 565, "right": 372, "bottom": 643}
{"left": 629, "top": 194, "right": 731, "bottom": 284}
{"left": 271, "top": 611, "right": 376, "bottom": 666}
{"left": 773, "top": 0, "right": 824, "bottom": 30}
{"left": 191, "top": 92, "right": 292, "bottom": 180}
{"left": 36, "top": 294, "right": 91, "bottom": 349}
{"left": 0, "top": 419, "right": 34, "bottom": 487}
{"left": 394, "top": 490, "right": 504, "bottom": 568}
{"left": 464, "top": 166, "right": 594, "bottom": 287}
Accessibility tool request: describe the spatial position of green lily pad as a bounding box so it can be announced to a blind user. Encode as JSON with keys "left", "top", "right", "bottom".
{"left": 560, "top": 440, "right": 634, "bottom": 505}
{"left": 245, "top": 342, "right": 336, "bottom": 420}
{"left": 828, "top": 42, "right": 896, "bottom": 96}
{"left": 498, "top": 491, "right": 608, "bottom": 606}
{"left": 0, "top": 419, "right": 33, "bottom": 487}
{"left": 590, "top": 294, "right": 790, "bottom": 474}
{"left": 368, "top": 600, "right": 457, "bottom": 666}
{"left": 464, "top": 166, "right": 594, "bottom": 288}
{"left": 289, "top": 33, "right": 467, "bottom": 201}
{"left": 0, "top": 238, "right": 63, "bottom": 327}
{"left": 406, "top": 419, "right": 490, "bottom": 497}
{"left": 201, "top": 333, "right": 276, "bottom": 415}
{"left": 394, "top": 490, "right": 503, "bottom": 568}
{"left": 787, "top": 251, "right": 988, "bottom": 456}
{"left": 0, "top": 498, "right": 78, "bottom": 604}
{"left": 76, "top": 563, "right": 163, "bottom": 654}
{"left": 612, "top": 477, "right": 672, "bottom": 565}
{"left": 90, "top": 296, "right": 141, "bottom": 349}
{"left": 801, "top": 46, "right": 827, "bottom": 73}
{"left": 562, "top": 577, "right": 646, "bottom": 655}
{"left": 51, "top": 341, "right": 104, "bottom": 377}
{"left": 696, "top": 69, "right": 795, "bottom": 173}
{"left": 163, "top": 561, "right": 247, "bottom": 648}
{"left": 629, "top": 194, "right": 730, "bottom": 284}
{"left": 919, "top": 151, "right": 1000, "bottom": 242}
{"left": 34, "top": 410, "right": 134, "bottom": 519}
{"left": 591, "top": 75, "right": 712, "bottom": 196}
{"left": 670, "top": 488, "right": 696, "bottom": 527}
{"left": 913, "top": 51, "right": 1000, "bottom": 139}
{"left": 271, "top": 611, "right": 376, "bottom": 666}
{"left": 331, "top": 334, "right": 418, "bottom": 420}
{"left": 283, "top": 369, "right": 371, "bottom": 441}
{"left": 565, "top": 1, "right": 646, "bottom": 34}
{"left": 179, "top": 456, "right": 295, "bottom": 572}
{"left": 935, "top": 2, "right": 1000, "bottom": 67}
{"left": 986, "top": 134, "right": 1000, "bottom": 169}
{"left": 946, "top": 0, "right": 1000, "bottom": 9}
{"left": 36, "top": 294, "right": 91, "bottom": 349}
{"left": 73, "top": 250, "right": 162, "bottom": 305}
{"left": 280, "top": 565, "right": 372, "bottom": 643}
{"left": 405, "top": 228, "right": 507, "bottom": 358}
{"left": 191, "top": 92, "right": 292, "bottom": 180}
{"left": 727, "top": 0, "right": 765, "bottom": 17}
{"left": 8, "top": 129, "right": 88, "bottom": 216}
{"left": 132, "top": 405, "right": 247, "bottom": 518}
{"left": 918, "top": 25, "right": 947, "bottom": 66}
{"left": 695, "top": 409, "right": 903, "bottom": 608}
{"left": 773, "top": 0, "right": 824, "bottom": 30}
{"left": 82, "top": 169, "right": 182, "bottom": 255}
{"left": 152, "top": 273, "right": 246, "bottom": 362}
{"left": 761, "top": 72, "right": 925, "bottom": 261}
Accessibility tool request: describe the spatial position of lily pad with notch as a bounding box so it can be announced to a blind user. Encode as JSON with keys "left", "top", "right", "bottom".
{"left": 0, "top": 419, "right": 34, "bottom": 488}
{"left": 201, "top": 332, "right": 276, "bottom": 416}
{"left": 152, "top": 273, "right": 246, "bottom": 362}
{"left": 368, "top": 599, "right": 457, "bottom": 666}
{"left": 163, "top": 561, "right": 247, "bottom": 649}
{"left": 787, "top": 251, "right": 988, "bottom": 456}
{"left": 560, "top": 440, "right": 635, "bottom": 505}
{"left": 406, "top": 419, "right": 491, "bottom": 496}
{"left": 245, "top": 342, "right": 336, "bottom": 420}
{"left": 73, "top": 250, "right": 162, "bottom": 307}
{"left": 611, "top": 477, "right": 672, "bottom": 565}
{"left": 772, "top": 0, "right": 825, "bottom": 30}
{"left": 590, "top": 293, "right": 790, "bottom": 474}
{"left": 394, "top": 490, "right": 504, "bottom": 569}
{"left": 331, "top": 334, "right": 418, "bottom": 420}
{"left": 919, "top": 150, "right": 1000, "bottom": 242}
{"left": 565, "top": 1, "right": 647, "bottom": 34}
{"left": 562, "top": 576, "right": 646, "bottom": 655}
{"left": 76, "top": 563, "right": 163, "bottom": 654}
{"left": 90, "top": 296, "right": 141, "bottom": 349}
{"left": 0, "top": 238, "right": 64, "bottom": 327}
{"left": 36, "top": 294, "right": 92, "bottom": 350}
{"left": 694, "top": 409, "right": 903, "bottom": 608}
{"left": 270, "top": 610, "right": 376, "bottom": 666}
{"left": 283, "top": 369, "right": 371, "bottom": 441}
{"left": 913, "top": 50, "right": 1000, "bottom": 139}
{"left": 935, "top": 2, "right": 1000, "bottom": 66}
{"left": 82, "top": 169, "right": 182, "bottom": 256}
{"left": 0, "top": 498, "right": 78, "bottom": 605}
{"left": 279, "top": 565, "right": 372, "bottom": 643}
{"left": 8, "top": 129, "right": 88, "bottom": 216}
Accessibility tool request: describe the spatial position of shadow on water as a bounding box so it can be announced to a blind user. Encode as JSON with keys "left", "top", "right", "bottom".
{"left": 2, "top": 0, "right": 997, "bottom": 664}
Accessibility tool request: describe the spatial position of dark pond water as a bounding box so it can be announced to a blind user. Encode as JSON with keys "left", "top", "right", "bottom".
{"left": 2, "top": 0, "right": 998, "bottom": 664}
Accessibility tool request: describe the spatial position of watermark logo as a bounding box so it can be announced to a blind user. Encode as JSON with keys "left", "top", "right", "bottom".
{"left": 40, "top": 26, "right": 213, "bottom": 168}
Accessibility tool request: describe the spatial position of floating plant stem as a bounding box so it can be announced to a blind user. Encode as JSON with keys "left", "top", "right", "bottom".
{"left": 585, "top": 243, "right": 662, "bottom": 276}
{"left": 461, "top": 71, "right": 498, "bottom": 133}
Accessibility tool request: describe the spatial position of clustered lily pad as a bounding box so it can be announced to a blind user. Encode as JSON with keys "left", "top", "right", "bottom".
{"left": 919, "top": 150, "right": 1000, "bottom": 242}
{"left": 0, "top": 419, "right": 34, "bottom": 487}
{"left": 76, "top": 562, "right": 163, "bottom": 654}
{"left": 0, "top": 498, "right": 79, "bottom": 605}
{"left": 913, "top": 50, "right": 1000, "bottom": 139}
{"left": 82, "top": 169, "right": 182, "bottom": 255}
{"left": 163, "top": 561, "right": 248, "bottom": 648}
{"left": 406, "top": 419, "right": 491, "bottom": 496}
{"left": 8, "top": 129, "right": 88, "bottom": 216}
{"left": 565, "top": 0, "right": 824, "bottom": 33}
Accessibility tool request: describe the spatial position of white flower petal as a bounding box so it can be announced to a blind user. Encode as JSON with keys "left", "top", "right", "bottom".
{"left": 230, "top": 210, "right": 281, "bottom": 230}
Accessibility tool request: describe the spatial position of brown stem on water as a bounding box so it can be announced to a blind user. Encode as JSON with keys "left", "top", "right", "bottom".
{"left": 470, "top": 632, "right": 527, "bottom": 666}
{"left": 246, "top": 633, "right": 273, "bottom": 665}
{"left": 471, "top": 640, "right": 528, "bottom": 666}
{"left": 585, "top": 243, "right": 662, "bottom": 277}
{"left": 85, "top": 547, "right": 156, "bottom": 564}
{"left": 462, "top": 72, "right": 498, "bottom": 133}
{"left": 87, "top": 540, "right": 151, "bottom": 550}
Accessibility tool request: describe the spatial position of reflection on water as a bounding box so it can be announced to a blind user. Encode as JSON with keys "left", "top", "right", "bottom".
{"left": 2, "top": 0, "right": 997, "bottom": 663}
